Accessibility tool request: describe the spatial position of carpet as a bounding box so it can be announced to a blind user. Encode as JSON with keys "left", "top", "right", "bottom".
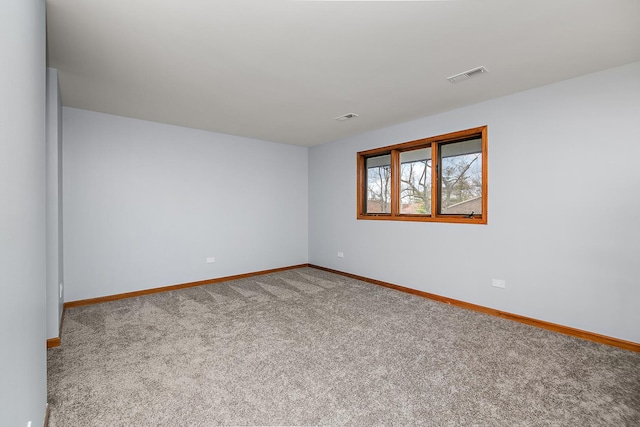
{"left": 47, "top": 267, "right": 640, "bottom": 426}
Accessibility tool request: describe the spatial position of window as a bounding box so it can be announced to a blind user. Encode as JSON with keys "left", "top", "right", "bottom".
{"left": 357, "top": 126, "right": 487, "bottom": 224}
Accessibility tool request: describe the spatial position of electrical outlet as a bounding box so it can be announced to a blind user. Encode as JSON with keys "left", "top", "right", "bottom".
{"left": 492, "top": 279, "right": 506, "bottom": 289}
{"left": 206, "top": 257, "right": 216, "bottom": 263}
{"left": 337, "top": 252, "right": 344, "bottom": 258}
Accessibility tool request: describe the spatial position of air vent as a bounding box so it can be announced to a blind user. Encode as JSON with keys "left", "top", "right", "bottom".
{"left": 334, "top": 113, "right": 359, "bottom": 121}
{"left": 447, "top": 66, "right": 488, "bottom": 83}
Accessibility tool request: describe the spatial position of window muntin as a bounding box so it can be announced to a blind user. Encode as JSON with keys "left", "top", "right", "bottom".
{"left": 357, "top": 126, "right": 487, "bottom": 224}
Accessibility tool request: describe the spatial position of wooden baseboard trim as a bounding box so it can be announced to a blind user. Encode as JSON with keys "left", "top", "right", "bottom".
{"left": 59, "top": 305, "right": 66, "bottom": 336}
{"left": 64, "top": 264, "right": 310, "bottom": 309}
{"left": 46, "top": 337, "right": 60, "bottom": 348}
{"left": 43, "top": 403, "right": 50, "bottom": 427}
{"left": 309, "top": 264, "right": 640, "bottom": 353}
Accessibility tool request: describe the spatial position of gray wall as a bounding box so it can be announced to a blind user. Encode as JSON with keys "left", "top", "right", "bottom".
{"left": 309, "top": 61, "right": 640, "bottom": 344}
{"left": 63, "top": 108, "right": 309, "bottom": 301}
{"left": 0, "top": 0, "right": 47, "bottom": 425}
{"left": 46, "top": 67, "right": 64, "bottom": 339}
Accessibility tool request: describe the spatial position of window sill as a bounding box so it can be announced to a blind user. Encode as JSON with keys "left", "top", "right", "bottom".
{"left": 357, "top": 214, "right": 487, "bottom": 224}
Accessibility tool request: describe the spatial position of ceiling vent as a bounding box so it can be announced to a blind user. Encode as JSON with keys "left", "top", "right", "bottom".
{"left": 447, "top": 66, "right": 488, "bottom": 83}
{"left": 334, "top": 113, "right": 359, "bottom": 121}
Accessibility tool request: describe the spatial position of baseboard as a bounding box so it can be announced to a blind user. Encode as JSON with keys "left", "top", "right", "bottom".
{"left": 64, "top": 264, "right": 310, "bottom": 309}
{"left": 59, "top": 305, "right": 66, "bottom": 336}
{"left": 309, "top": 264, "right": 640, "bottom": 353}
{"left": 43, "top": 403, "right": 50, "bottom": 427}
{"left": 46, "top": 337, "right": 60, "bottom": 348}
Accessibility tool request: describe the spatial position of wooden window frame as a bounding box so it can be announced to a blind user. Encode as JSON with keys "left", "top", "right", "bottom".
{"left": 357, "top": 126, "right": 488, "bottom": 224}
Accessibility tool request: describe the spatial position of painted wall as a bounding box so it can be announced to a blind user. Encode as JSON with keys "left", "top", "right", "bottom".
{"left": 63, "top": 108, "right": 308, "bottom": 301}
{"left": 46, "top": 67, "right": 64, "bottom": 339}
{"left": 309, "top": 61, "right": 640, "bottom": 344}
{"left": 0, "top": 0, "right": 47, "bottom": 425}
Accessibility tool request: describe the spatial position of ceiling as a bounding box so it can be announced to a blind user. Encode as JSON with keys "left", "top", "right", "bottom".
{"left": 46, "top": 0, "right": 640, "bottom": 147}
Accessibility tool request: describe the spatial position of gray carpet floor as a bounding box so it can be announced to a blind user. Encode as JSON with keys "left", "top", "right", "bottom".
{"left": 47, "top": 267, "right": 640, "bottom": 426}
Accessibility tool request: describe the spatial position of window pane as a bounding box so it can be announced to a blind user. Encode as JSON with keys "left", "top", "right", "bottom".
{"left": 439, "top": 139, "right": 482, "bottom": 215}
{"left": 400, "top": 148, "right": 431, "bottom": 214}
{"left": 366, "top": 154, "right": 391, "bottom": 213}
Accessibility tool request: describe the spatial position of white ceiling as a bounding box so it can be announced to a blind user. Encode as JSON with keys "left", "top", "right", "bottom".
{"left": 46, "top": 0, "right": 640, "bottom": 147}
